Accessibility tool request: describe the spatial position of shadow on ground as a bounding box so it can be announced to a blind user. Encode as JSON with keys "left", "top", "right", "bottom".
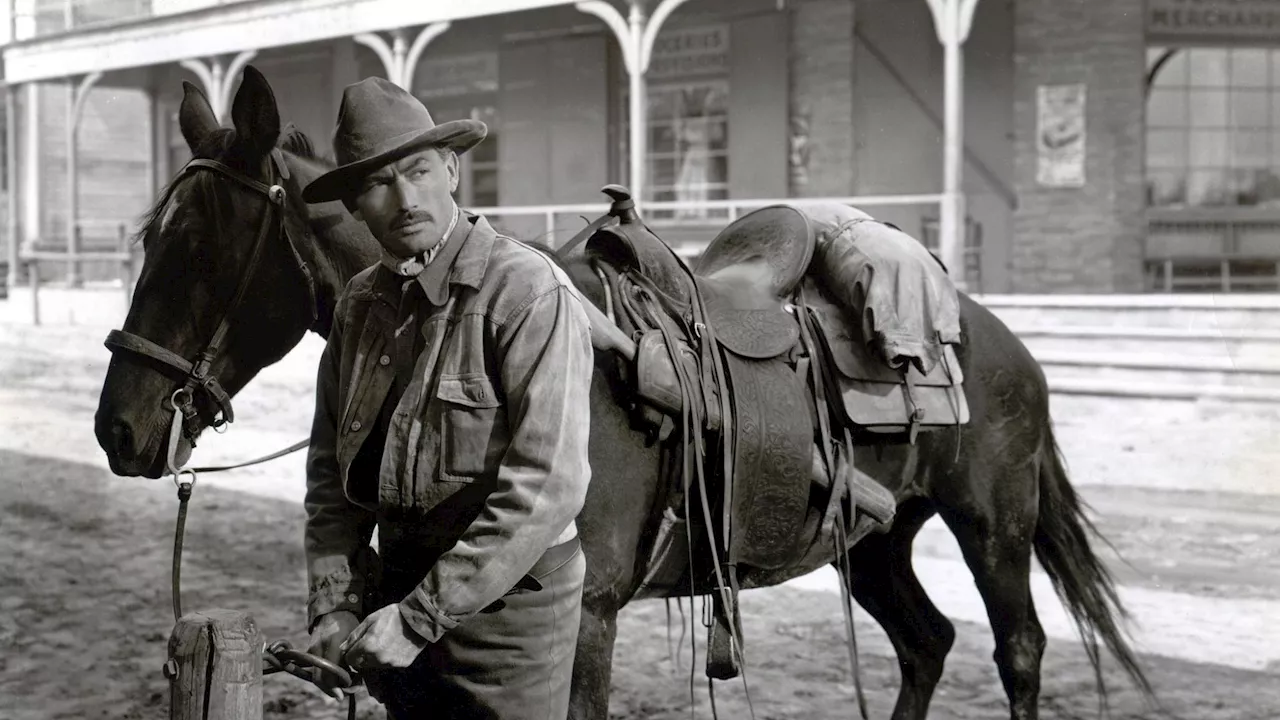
{"left": 1, "top": 449, "right": 1275, "bottom": 720}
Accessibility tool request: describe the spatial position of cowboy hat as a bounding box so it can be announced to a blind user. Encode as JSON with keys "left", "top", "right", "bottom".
{"left": 302, "top": 77, "right": 487, "bottom": 204}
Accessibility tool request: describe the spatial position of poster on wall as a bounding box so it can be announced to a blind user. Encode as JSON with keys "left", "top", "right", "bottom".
{"left": 1036, "top": 83, "right": 1086, "bottom": 188}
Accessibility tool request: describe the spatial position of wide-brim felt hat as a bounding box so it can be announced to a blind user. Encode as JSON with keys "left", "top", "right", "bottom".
{"left": 303, "top": 76, "right": 487, "bottom": 204}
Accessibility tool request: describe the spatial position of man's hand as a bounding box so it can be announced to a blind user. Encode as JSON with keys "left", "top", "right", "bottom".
{"left": 339, "top": 604, "right": 428, "bottom": 672}
{"left": 306, "top": 610, "right": 360, "bottom": 700}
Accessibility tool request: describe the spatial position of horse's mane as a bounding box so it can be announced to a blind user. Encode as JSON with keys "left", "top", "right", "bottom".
{"left": 132, "top": 124, "right": 327, "bottom": 246}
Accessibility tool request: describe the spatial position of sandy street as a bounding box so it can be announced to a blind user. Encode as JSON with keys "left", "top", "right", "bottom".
{"left": 1, "top": 321, "right": 1278, "bottom": 719}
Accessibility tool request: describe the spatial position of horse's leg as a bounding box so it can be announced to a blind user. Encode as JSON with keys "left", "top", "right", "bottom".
{"left": 838, "top": 497, "right": 956, "bottom": 720}
{"left": 567, "top": 598, "right": 620, "bottom": 720}
{"left": 937, "top": 454, "right": 1047, "bottom": 720}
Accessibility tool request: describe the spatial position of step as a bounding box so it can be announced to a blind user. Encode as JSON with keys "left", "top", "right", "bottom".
{"left": 976, "top": 294, "right": 1280, "bottom": 331}
{"left": 1035, "top": 351, "right": 1280, "bottom": 390}
{"left": 1012, "top": 326, "right": 1280, "bottom": 362}
{"left": 1046, "top": 377, "right": 1280, "bottom": 403}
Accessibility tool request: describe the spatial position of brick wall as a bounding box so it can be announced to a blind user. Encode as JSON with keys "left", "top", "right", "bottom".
{"left": 1011, "top": 0, "right": 1146, "bottom": 293}
{"left": 788, "top": 0, "right": 856, "bottom": 197}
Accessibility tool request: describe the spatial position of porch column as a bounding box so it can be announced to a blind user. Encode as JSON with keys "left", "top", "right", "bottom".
{"left": 5, "top": 84, "right": 17, "bottom": 292}
{"left": 925, "top": 0, "right": 980, "bottom": 289}
{"left": 179, "top": 51, "right": 258, "bottom": 124}
{"left": 354, "top": 23, "right": 452, "bottom": 90}
{"left": 65, "top": 70, "right": 101, "bottom": 288}
{"left": 578, "top": 0, "right": 690, "bottom": 209}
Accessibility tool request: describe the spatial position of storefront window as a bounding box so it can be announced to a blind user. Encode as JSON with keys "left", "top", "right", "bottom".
{"left": 647, "top": 81, "right": 729, "bottom": 219}
{"left": 1147, "top": 46, "right": 1280, "bottom": 208}
{"left": 620, "top": 24, "right": 731, "bottom": 222}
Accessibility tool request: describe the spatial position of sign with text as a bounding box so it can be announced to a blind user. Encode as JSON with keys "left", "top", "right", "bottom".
{"left": 1148, "top": 0, "right": 1280, "bottom": 41}
{"left": 415, "top": 52, "right": 499, "bottom": 99}
{"left": 1036, "top": 84, "right": 1087, "bottom": 188}
{"left": 648, "top": 25, "right": 731, "bottom": 80}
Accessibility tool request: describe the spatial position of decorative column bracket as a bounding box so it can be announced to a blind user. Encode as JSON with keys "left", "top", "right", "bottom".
{"left": 354, "top": 22, "right": 452, "bottom": 90}
{"left": 576, "top": 0, "right": 690, "bottom": 208}
{"left": 180, "top": 51, "right": 258, "bottom": 124}
{"left": 65, "top": 70, "right": 104, "bottom": 288}
{"left": 924, "top": 0, "right": 979, "bottom": 45}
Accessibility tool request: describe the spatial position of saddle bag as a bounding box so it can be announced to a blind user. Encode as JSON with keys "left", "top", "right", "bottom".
{"left": 806, "top": 288, "right": 968, "bottom": 438}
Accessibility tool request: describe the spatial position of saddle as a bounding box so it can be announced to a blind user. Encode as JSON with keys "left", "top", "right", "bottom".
{"left": 579, "top": 187, "right": 964, "bottom": 681}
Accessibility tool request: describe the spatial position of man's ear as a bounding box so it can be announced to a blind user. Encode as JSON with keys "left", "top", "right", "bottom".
{"left": 446, "top": 151, "right": 460, "bottom": 195}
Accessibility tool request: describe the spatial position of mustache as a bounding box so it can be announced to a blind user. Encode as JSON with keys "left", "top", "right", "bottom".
{"left": 391, "top": 210, "right": 432, "bottom": 230}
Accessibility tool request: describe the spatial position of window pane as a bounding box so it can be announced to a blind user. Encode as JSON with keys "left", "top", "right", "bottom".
{"left": 1151, "top": 49, "right": 1188, "bottom": 88}
{"left": 651, "top": 124, "right": 677, "bottom": 154}
{"left": 1232, "top": 49, "right": 1269, "bottom": 87}
{"left": 1189, "top": 48, "right": 1229, "bottom": 86}
{"left": 1231, "top": 90, "right": 1270, "bottom": 128}
{"left": 1230, "top": 168, "right": 1265, "bottom": 205}
{"left": 1147, "top": 170, "right": 1187, "bottom": 207}
{"left": 1147, "top": 129, "right": 1187, "bottom": 168}
{"left": 648, "top": 90, "right": 675, "bottom": 120}
{"left": 651, "top": 157, "right": 677, "bottom": 186}
{"left": 1187, "top": 169, "right": 1231, "bottom": 205}
{"left": 710, "top": 155, "right": 729, "bottom": 183}
{"left": 1255, "top": 171, "right": 1280, "bottom": 206}
{"left": 708, "top": 121, "right": 728, "bottom": 151}
{"left": 1189, "top": 130, "right": 1230, "bottom": 167}
{"left": 1234, "top": 131, "right": 1270, "bottom": 168}
{"left": 1189, "top": 89, "right": 1229, "bottom": 127}
{"left": 1148, "top": 88, "right": 1187, "bottom": 127}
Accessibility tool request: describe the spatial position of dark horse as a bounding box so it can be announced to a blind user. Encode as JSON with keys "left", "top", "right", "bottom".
{"left": 95, "top": 67, "right": 1154, "bottom": 720}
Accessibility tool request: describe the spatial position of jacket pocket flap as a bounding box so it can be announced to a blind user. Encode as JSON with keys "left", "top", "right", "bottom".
{"left": 436, "top": 374, "right": 501, "bottom": 409}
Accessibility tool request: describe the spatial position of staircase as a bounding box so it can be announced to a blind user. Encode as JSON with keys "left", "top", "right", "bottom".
{"left": 973, "top": 294, "right": 1280, "bottom": 403}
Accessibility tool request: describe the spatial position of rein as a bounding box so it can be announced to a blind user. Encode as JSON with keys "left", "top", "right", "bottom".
{"left": 103, "top": 150, "right": 357, "bottom": 716}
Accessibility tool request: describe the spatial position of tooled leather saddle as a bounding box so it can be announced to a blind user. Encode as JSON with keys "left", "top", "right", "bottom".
{"left": 563, "top": 185, "right": 966, "bottom": 682}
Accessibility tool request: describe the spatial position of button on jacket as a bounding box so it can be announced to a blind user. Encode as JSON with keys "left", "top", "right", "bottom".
{"left": 303, "top": 212, "right": 595, "bottom": 643}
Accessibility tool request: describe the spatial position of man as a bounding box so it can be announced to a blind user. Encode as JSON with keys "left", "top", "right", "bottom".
{"left": 299, "top": 77, "right": 595, "bottom": 719}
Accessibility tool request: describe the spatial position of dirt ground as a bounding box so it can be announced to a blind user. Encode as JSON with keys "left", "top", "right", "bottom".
{"left": 2, "top": 323, "right": 1279, "bottom": 720}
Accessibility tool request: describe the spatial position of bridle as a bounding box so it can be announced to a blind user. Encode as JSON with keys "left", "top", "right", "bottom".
{"left": 103, "top": 149, "right": 363, "bottom": 718}
{"left": 103, "top": 149, "right": 318, "bottom": 477}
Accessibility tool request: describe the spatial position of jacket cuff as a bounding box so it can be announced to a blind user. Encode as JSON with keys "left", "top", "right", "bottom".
{"left": 307, "top": 573, "right": 365, "bottom": 630}
{"left": 397, "top": 587, "right": 460, "bottom": 644}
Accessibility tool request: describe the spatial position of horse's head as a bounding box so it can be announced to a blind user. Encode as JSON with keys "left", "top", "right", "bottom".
{"left": 95, "top": 66, "right": 322, "bottom": 478}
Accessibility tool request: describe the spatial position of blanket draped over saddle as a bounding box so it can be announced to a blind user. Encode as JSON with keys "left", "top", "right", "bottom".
{"left": 575, "top": 187, "right": 969, "bottom": 683}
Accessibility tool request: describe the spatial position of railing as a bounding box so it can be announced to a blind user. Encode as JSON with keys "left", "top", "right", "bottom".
{"left": 11, "top": 0, "right": 231, "bottom": 42}
{"left": 14, "top": 217, "right": 136, "bottom": 325}
{"left": 9, "top": 194, "right": 977, "bottom": 324}
{"left": 1145, "top": 210, "right": 1280, "bottom": 293}
{"left": 472, "top": 192, "right": 949, "bottom": 253}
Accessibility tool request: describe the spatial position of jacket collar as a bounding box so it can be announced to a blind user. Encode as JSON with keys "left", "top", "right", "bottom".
{"left": 370, "top": 211, "right": 497, "bottom": 307}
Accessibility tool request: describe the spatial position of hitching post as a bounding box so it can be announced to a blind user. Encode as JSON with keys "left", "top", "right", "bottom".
{"left": 167, "top": 609, "right": 264, "bottom": 720}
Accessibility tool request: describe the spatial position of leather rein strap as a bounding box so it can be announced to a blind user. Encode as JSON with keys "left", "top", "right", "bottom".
{"left": 103, "top": 151, "right": 317, "bottom": 468}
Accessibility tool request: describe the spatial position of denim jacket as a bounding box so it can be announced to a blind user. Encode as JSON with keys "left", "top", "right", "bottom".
{"left": 303, "top": 213, "right": 594, "bottom": 643}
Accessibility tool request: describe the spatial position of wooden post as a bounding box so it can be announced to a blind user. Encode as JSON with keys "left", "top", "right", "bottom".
{"left": 167, "top": 609, "right": 263, "bottom": 720}
{"left": 118, "top": 223, "right": 133, "bottom": 311}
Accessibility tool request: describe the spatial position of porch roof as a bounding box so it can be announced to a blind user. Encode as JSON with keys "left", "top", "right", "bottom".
{"left": 2, "top": 0, "right": 577, "bottom": 85}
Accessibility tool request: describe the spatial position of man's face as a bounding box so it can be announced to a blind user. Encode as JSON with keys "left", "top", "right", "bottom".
{"left": 351, "top": 148, "right": 459, "bottom": 257}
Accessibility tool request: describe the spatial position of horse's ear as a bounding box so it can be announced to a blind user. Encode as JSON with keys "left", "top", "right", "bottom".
{"left": 178, "top": 81, "right": 219, "bottom": 152}
{"left": 230, "top": 65, "right": 280, "bottom": 161}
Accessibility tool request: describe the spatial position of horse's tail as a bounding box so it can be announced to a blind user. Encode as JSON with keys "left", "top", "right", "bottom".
{"left": 1033, "top": 423, "right": 1158, "bottom": 710}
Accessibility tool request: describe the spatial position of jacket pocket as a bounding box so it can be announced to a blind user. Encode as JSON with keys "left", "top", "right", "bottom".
{"left": 436, "top": 373, "right": 504, "bottom": 482}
